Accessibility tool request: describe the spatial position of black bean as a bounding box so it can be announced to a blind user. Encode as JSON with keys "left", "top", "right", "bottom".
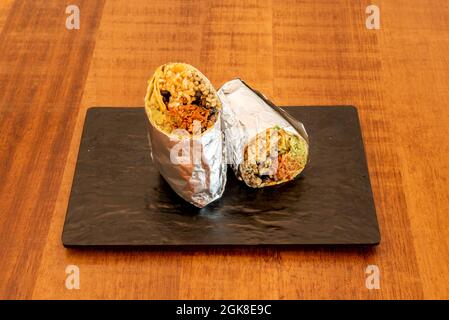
{"left": 191, "top": 90, "right": 202, "bottom": 106}
{"left": 200, "top": 97, "right": 209, "bottom": 109}
{"left": 207, "top": 109, "right": 216, "bottom": 120}
{"left": 160, "top": 90, "right": 171, "bottom": 104}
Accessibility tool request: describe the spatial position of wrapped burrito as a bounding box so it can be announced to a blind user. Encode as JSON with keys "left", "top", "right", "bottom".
{"left": 218, "top": 79, "right": 309, "bottom": 188}
{"left": 144, "top": 63, "right": 226, "bottom": 207}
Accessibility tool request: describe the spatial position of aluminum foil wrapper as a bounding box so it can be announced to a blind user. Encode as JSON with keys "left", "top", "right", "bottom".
{"left": 218, "top": 79, "right": 309, "bottom": 186}
{"left": 147, "top": 115, "right": 226, "bottom": 208}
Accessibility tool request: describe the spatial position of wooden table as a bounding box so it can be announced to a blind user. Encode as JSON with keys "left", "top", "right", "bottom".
{"left": 1, "top": 0, "right": 448, "bottom": 299}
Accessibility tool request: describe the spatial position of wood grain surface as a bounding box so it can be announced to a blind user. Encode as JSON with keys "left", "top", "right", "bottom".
{"left": 0, "top": 0, "right": 448, "bottom": 299}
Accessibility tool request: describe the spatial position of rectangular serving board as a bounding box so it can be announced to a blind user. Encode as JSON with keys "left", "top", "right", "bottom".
{"left": 62, "top": 106, "right": 380, "bottom": 247}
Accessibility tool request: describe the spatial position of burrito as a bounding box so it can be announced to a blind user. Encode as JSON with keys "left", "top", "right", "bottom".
{"left": 144, "top": 63, "right": 226, "bottom": 207}
{"left": 218, "top": 79, "right": 309, "bottom": 188}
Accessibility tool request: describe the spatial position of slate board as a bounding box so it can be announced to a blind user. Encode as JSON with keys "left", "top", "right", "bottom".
{"left": 62, "top": 106, "right": 380, "bottom": 247}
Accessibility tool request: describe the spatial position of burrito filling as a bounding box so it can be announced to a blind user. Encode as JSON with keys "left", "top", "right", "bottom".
{"left": 147, "top": 63, "right": 220, "bottom": 135}
{"left": 239, "top": 127, "right": 308, "bottom": 187}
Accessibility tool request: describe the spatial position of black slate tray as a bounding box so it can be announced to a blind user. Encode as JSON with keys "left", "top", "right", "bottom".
{"left": 62, "top": 106, "right": 380, "bottom": 247}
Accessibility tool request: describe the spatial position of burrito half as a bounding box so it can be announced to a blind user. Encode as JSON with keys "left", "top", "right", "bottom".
{"left": 144, "top": 63, "right": 226, "bottom": 207}
{"left": 218, "top": 79, "right": 309, "bottom": 188}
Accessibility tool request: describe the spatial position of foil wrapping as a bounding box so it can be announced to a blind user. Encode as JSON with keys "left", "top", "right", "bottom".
{"left": 146, "top": 116, "right": 226, "bottom": 208}
{"left": 218, "top": 79, "right": 309, "bottom": 186}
